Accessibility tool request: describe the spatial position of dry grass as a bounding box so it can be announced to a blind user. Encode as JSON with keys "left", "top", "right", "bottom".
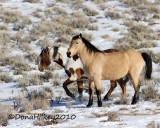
{"left": 24, "top": 52, "right": 39, "bottom": 64}
{"left": 146, "top": 121, "right": 160, "bottom": 128}
{"left": 115, "top": 96, "right": 130, "bottom": 104}
{"left": 0, "top": 72, "right": 13, "bottom": 83}
{"left": 23, "top": 0, "right": 41, "bottom": 3}
{"left": 1, "top": 55, "right": 31, "bottom": 71}
{"left": 54, "top": 7, "right": 67, "bottom": 15}
{"left": 0, "top": 9, "right": 24, "bottom": 23}
{"left": 34, "top": 118, "right": 65, "bottom": 126}
{"left": 0, "top": 24, "right": 8, "bottom": 30}
{"left": 56, "top": 0, "right": 71, "bottom": 3}
{"left": 16, "top": 88, "right": 53, "bottom": 112}
{"left": 115, "top": 23, "right": 159, "bottom": 50}
{"left": 141, "top": 86, "right": 160, "bottom": 101}
{"left": 17, "top": 73, "right": 43, "bottom": 87}
{"left": 105, "top": 11, "right": 125, "bottom": 19}
{"left": 83, "top": 6, "right": 99, "bottom": 16}
{"left": 0, "top": 104, "right": 13, "bottom": 126}
{"left": 13, "top": 18, "right": 32, "bottom": 31}
{"left": 120, "top": 0, "right": 149, "bottom": 7}
{"left": 138, "top": 4, "right": 160, "bottom": 14}
{"left": 87, "top": 24, "right": 98, "bottom": 31}
{"left": 101, "top": 34, "right": 110, "bottom": 39}
{"left": 51, "top": 73, "right": 62, "bottom": 86}
{"left": 91, "top": 0, "right": 109, "bottom": 4}
{"left": 0, "top": 31, "right": 10, "bottom": 45}
{"left": 107, "top": 111, "right": 119, "bottom": 121}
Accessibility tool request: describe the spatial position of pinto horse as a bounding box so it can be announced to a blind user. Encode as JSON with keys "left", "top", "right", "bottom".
{"left": 67, "top": 33, "right": 152, "bottom": 107}
{"left": 38, "top": 46, "right": 128, "bottom": 101}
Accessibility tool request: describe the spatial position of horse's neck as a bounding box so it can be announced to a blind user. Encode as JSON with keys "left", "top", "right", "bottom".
{"left": 79, "top": 45, "right": 93, "bottom": 67}
{"left": 55, "top": 47, "right": 68, "bottom": 66}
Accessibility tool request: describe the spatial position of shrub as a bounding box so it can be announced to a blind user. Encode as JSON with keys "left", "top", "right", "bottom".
{"left": 107, "top": 111, "right": 119, "bottom": 121}
{"left": 105, "top": 11, "right": 125, "bottom": 19}
{"left": 119, "top": 0, "right": 149, "bottom": 7}
{"left": 141, "top": 86, "right": 160, "bottom": 101}
{"left": 54, "top": 7, "right": 67, "bottom": 15}
{"left": 91, "top": 0, "right": 109, "bottom": 4}
{"left": 17, "top": 73, "right": 43, "bottom": 87}
{"left": 0, "top": 31, "right": 10, "bottom": 45}
{"left": 115, "top": 96, "right": 130, "bottom": 104}
{"left": 0, "top": 72, "right": 13, "bottom": 83}
{"left": 13, "top": 68, "right": 23, "bottom": 75}
{"left": 23, "top": 0, "right": 41, "bottom": 3}
{"left": 115, "top": 23, "right": 159, "bottom": 50}
{"left": 0, "top": 9, "right": 23, "bottom": 23}
{"left": 0, "top": 24, "right": 8, "bottom": 30}
{"left": 1, "top": 56, "right": 30, "bottom": 71}
{"left": 0, "top": 104, "right": 13, "bottom": 126}
{"left": 83, "top": 6, "right": 99, "bottom": 16}
{"left": 25, "top": 52, "right": 39, "bottom": 64}
{"left": 146, "top": 121, "right": 160, "bottom": 128}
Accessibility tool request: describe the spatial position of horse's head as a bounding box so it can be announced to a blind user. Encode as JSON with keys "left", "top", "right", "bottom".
{"left": 38, "top": 47, "right": 51, "bottom": 71}
{"left": 38, "top": 46, "right": 65, "bottom": 71}
{"left": 67, "top": 33, "right": 83, "bottom": 58}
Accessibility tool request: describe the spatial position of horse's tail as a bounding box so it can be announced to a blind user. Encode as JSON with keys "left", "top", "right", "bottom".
{"left": 141, "top": 52, "right": 152, "bottom": 79}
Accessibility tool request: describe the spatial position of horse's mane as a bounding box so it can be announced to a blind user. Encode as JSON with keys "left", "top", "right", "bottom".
{"left": 72, "top": 35, "right": 103, "bottom": 53}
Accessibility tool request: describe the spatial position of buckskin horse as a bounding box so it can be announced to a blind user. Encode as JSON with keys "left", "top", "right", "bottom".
{"left": 38, "top": 46, "right": 128, "bottom": 101}
{"left": 67, "top": 33, "right": 152, "bottom": 107}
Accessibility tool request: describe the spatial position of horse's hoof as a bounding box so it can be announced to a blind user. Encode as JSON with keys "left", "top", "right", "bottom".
{"left": 131, "top": 100, "right": 138, "bottom": 105}
{"left": 86, "top": 104, "right": 93, "bottom": 108}
{"left": 98, "top": 102, "right": 102, "bottom": 107}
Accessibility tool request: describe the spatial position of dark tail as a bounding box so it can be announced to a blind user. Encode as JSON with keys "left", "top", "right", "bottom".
{"left": 141, "top": 52, "right": 152, "bottom": 79}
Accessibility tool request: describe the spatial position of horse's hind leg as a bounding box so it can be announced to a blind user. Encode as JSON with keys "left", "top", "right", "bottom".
{"left": 117, "top": 79, "right": 127, "bottom": 98}
{"left": 128, "top": 73, "right": 140, "bottom": 104}
{"left": 86, "top": 80, "right": 94, "bottom": 107}
{"left": 77, "top": 80, "right": 83, "bottom": 101}
{"left": 103, "top": 80, "right": 117, "bottom": 101}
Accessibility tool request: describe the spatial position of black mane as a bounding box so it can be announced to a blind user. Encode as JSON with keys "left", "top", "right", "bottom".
{"left": 72, "top": 35, "right": 102, "bottom": 53}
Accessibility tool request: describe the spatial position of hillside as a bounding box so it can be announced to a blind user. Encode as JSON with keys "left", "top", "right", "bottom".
{"left": 0, "top": 0, "right": 160, "bottom": 127}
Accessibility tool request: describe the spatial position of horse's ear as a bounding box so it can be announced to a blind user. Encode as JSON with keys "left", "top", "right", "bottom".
{"left": 79, "top": 33, "right": 82, "bottom": 38}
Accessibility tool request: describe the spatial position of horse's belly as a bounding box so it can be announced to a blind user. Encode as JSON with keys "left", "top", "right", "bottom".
{"left": 102, "top": 67, "right": 128, "bottom": 80}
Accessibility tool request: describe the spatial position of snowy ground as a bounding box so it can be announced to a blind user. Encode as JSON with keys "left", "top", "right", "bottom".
{"left": 0, "top": 0, "right": 160, "bottom": 127}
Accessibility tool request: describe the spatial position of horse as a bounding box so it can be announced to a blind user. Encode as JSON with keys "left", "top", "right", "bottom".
{"left": 38, "top": 46, "right": 128, "bottom": 101}
{"left": 67, "top": 33, "right": 152, "bottom": 107}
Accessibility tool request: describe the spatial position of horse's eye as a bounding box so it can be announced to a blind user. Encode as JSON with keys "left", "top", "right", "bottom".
{"left": 76, "top": 42, "right": 78, "bottom": 44}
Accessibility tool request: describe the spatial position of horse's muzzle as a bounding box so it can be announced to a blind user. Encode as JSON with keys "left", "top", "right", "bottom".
{"left": 67, "top": 52, "right": 71, "bottom": 58}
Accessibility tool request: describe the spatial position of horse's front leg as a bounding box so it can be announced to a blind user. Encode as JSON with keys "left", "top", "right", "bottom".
{"left": 77, "top": 80, "right": 83, "bottom": 101}
{"left": 63, "top": 78, "right": 75, "bottom": 99}
{"left": 94, "top": 78, "right": 102, "bottom": 107}
{"left": 86, "top": 80, "right": 94, "bottom": 107}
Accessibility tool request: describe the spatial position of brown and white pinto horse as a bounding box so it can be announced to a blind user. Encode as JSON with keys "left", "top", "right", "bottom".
{"left": 67, "top": 33, "right": 152, "bottom": 107}
{"left": 38, "top": 46, "right": 128, "bottom": 101}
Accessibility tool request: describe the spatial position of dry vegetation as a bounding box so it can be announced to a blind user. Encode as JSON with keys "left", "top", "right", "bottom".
{"left": 141, "top": 86, "right": 160, "bottom": 101}
{"left": 14, "top": 88, "right": 53, "bottom": 112}
{"left": 105, "top": 11, "right": 125, "bottom": 19}
{"left": 23, "top": 0, "right": 41, "bottom": 3}
{"left": 115, "top": 23, "right": 159, "bottom": 50}
{"left": 17, "top": 71, "right": 54, "bottom": 87}
{"left": 0, "top": 104, "right": 13, "bottom": 126}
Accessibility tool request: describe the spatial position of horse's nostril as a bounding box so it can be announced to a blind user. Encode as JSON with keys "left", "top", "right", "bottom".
{"left": 67, "top": 52, "right": 71, "bottom": 58}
